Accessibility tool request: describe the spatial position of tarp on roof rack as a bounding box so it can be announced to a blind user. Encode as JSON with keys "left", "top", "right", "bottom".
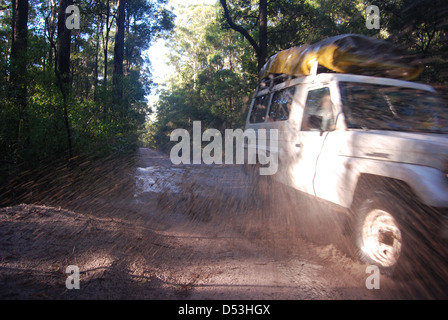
{"left": 259, "top": 34, "right": 423, "bottom": 81}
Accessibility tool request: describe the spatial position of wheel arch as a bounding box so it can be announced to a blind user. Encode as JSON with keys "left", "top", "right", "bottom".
{"left": 350, "top": 173, "right": 418, "bottom": 212}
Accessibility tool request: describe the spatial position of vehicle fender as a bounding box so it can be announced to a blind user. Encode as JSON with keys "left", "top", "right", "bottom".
{"left": 340, "top": 158, "right": 448, "bottom": 208}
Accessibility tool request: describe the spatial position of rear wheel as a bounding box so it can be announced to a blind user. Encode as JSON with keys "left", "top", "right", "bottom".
{"left": 242, "top": 163, "right": 272, "bottom": 204}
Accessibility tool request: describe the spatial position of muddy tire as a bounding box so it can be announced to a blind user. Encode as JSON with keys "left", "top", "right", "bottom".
{"left": 353, "top": 191, "right": 419, "bottom": 277}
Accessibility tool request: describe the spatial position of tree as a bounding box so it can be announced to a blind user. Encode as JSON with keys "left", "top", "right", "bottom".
{"left": 219, "top": 0, "right": 375, "bottom": 72}
{"left": 56, "top": 0, "right": 74, "bottom": 158}
{"left": 382, "top": 0, "right": 448, "bottom": 83}
{"left": 95, "top": 0, "right": 115, "bottom": 87}
{"left": 56, "top": 0, "right": 73, "bottom": 85}
{"left": 220, "top": 0, "right": 267, "bottom": 71}
{"left": 113, "top": 0, "right": 126, "bottom": 102}
{"left": 149, "top": 3, "right": 258, "bottom": 151}
{"left": 0, "top": 0, "right": 175, "bottom": 179}
{"left": 43, "top": 0, "right": 58, "bottom": 72}
{"left": 10, "top": 0, "right": 29, "bottom": 142}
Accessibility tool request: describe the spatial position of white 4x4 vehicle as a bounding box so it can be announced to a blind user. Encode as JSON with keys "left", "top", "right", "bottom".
{"left": 245, "top": 70, "right": 448, "bottom": 275}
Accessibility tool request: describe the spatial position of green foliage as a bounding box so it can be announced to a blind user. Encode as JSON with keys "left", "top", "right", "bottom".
{"left": 146, "top": 0, "right": 447, "bottom": 152}
{"left": 381, "top": 0, "right": 448, "bottom": 83}
{"left": 0, "top": 0, "right": 174, "bottom": 187}
{"left": 148, "top": 3, "right": 258, "bottom": 151}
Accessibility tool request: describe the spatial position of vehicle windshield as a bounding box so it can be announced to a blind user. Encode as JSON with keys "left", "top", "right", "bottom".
{"left": 339, "top": 82, "right": 448, "bottom": 133}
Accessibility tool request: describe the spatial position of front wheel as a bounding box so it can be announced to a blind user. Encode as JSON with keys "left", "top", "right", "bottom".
{"left": 359, "top": 208, "right": 402, "bottom": 268}
{"left": 353, "top": 192, "right": 418, "bottom": 277}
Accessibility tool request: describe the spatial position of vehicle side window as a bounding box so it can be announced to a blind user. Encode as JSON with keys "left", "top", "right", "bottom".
{"left": 250, "top": 94, "right": 270, "bottom": 123}
{"left": 268, "top": 87, "right": 295, "bottom": 121}
{"left": 301, "top": 87, "right": 335, "bottom": 131}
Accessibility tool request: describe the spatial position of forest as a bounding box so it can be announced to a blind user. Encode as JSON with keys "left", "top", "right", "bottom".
{"left": 0, "top": 0, "right": 174, "bottom": 188}
{"left": 1, "top": 0, "right": 447, "bottom": 185}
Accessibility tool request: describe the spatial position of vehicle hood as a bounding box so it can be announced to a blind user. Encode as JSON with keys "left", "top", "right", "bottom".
{"left": 339, "top": 130, "right": 448, "bottom": 171}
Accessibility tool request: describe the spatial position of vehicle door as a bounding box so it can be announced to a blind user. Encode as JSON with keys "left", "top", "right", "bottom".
{"left": 263, "top": 85, "right": 297, "bottom": 173}
{"left": 245, "top": 92, "right": 272, "bottom": 164}
{"left": 290, "top": 85, "right": 337, "bottom": 196}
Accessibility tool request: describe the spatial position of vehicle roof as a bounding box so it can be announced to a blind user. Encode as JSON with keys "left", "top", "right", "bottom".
{"left": 319, "top": 73, "right": 435, "bottom": 92}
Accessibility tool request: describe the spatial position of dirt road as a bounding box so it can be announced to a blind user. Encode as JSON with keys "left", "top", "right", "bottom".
{"left": 1, "top": 148, "right": 447, "bottom": 300}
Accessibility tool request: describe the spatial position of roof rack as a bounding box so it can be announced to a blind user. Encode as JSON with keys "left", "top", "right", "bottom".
{"left": 258, "top": 74, "right": 295, "bottom": 90}
{"left": 256, "top": 61, "right": 338, "bottom": 92}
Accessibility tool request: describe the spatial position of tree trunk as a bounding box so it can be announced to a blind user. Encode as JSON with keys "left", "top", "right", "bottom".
{"left": 124, "top": 11, "right": 131, "bottom": 76}
{"left": 57, "top": 0, "right": 73, "bottom": 85}
{"left": 258, "top": 0, "right": 268, "bottom": 70}
{"left": 103, "top": 0, "right": 111, "bottom": 86}
{"left": 46, "top": 0, "right": 57, "bottom": 72}
{"left": 11, "top": 0, "right": 29, "bottom": 89}
{"left": 94, "top": 17, "right": 101, "bottom": 102}
{"left": 56, "top": 0, "right": 73, "bottom": 158}
{"left": 113, "top": 0, "right": 126, "bottom": 103}
{"left": 220, "top": 0, "right": 268, "bottom": 72}
{"left": 10, "top": 0, "right": 29, "bottom": 142}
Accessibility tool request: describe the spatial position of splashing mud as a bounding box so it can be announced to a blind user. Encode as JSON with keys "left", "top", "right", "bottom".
{"left": 0, "top": 148, "right": 447, "bottom": 299}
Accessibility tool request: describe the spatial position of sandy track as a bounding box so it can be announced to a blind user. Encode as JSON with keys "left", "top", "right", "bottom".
{"left": 1, "top": 148, "right": 447, "bottom": 300}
